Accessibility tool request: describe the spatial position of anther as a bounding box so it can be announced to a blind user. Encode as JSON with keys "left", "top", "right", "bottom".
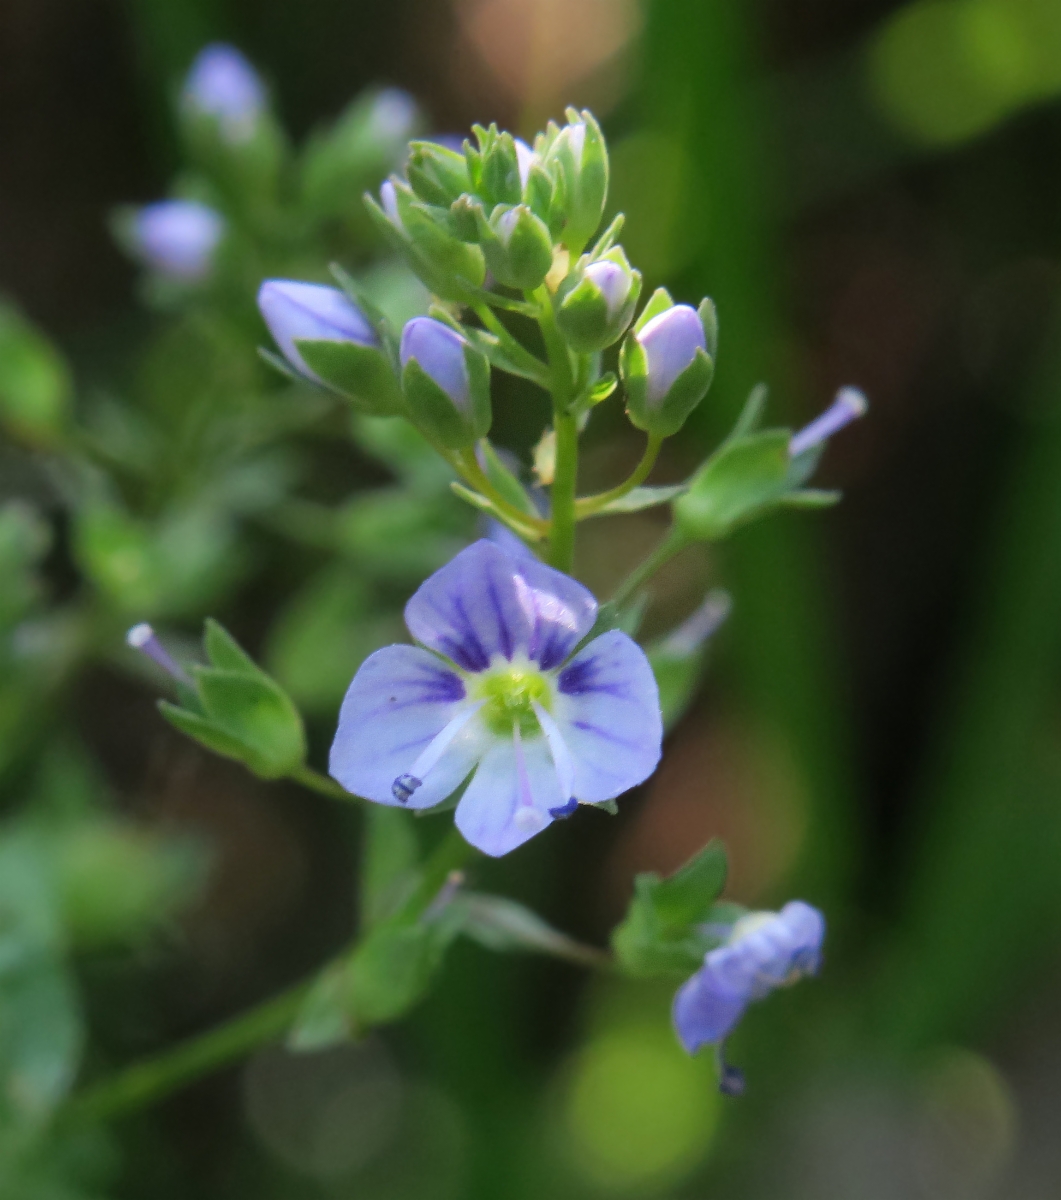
{"left": 716, "top": 1046, "right": 746, "bottom": 1097}
{"left": 392, "top": 774, "right": 422, "bottom": 803}
{"left": 548, "top": 798, "right": 579, "bottom": 819}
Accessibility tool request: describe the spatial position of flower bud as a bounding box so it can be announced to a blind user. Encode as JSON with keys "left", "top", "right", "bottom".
{"left": 468, "top": 125, "right": 523, "bottom": 208}
{"left": 399, "top": 317, "right": 491, "bottom": 448}
{"left": 131, "top": 200, "right": 224, "bottom": 282}
{"left": 257, "top": 280, "right": 403, "bottom": 415}
{"left": 181, "top": 43, "right": 265, "bottom": 144}
{"left": 367, "top": 179, "right": 486, "bottom": 303}
{"left": 480, "top": 204, "right": 554, "bottom": 291}
{"left": 542, "top": 109, "right": 608, "bottom": 256}
{"left": 407, "top": 140, "right": 472, "bottom": 207}
{"left": 620, "top": 291, "right": 715, "bottom": 437}
{"left": 555, "top": 248, "right": 641, "bottom": 352}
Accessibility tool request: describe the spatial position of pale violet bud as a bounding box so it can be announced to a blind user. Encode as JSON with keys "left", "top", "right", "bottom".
{"left": 126, "top": 623, "right": 192, "bottom": 686}
{"left": 621, "top": 295, "right": 715, "bottom": 436}
{"left": 400, "top": 318, "right": 471, "bottom": 407}
{"left": 370, "top": 88, "right": 418, "bottom": 143}
{"left": 543, "top": 109, "right": 608, "bottom": 255}
{"left": 257, "top": 280, "right": 378, "bottom": 382}
{"left": 482, "top": 204, "right": 553, "bottom": 290}
{"left": 182, "top": 44, "right": 265, "bottom": 143}
{"left": 380, "top": 179, "right": 403, "bottom": 227}
{"left": 640, "top": 306, "right": 706, "bottom": 405}
{"left": 555, "top": 249, "right": 641, "bottom": 352}
{"left": 789, "top": 387, "right": 868, "bottom": 458}
{"left": 132, "top": 201, "right": 224, "bottom": 282}
{"left": 399, "top": 317, "right": 491, "bottom": 448}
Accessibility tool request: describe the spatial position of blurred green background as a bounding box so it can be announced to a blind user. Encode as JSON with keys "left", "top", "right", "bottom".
{"left": 6, "top": 0, "right": 1061, "bottom": 1196}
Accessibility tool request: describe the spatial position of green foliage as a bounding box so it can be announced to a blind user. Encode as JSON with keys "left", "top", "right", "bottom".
{"left": 0, "top": 303, "right": 71, "bottom": 446}
{"left": 160, "top": 620, "right": 306, "bottom": 779}
{"left": 612, "top": 841, "right": 730, "bottom": 977}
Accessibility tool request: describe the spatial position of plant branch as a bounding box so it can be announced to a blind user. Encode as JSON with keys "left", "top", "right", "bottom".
{"left": 575, "top": 433, "right": 664, "bottom": 519}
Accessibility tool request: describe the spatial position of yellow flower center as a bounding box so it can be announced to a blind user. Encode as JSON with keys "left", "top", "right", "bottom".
{"left": 474, "top": 662, "right": 552, "bottom": 737}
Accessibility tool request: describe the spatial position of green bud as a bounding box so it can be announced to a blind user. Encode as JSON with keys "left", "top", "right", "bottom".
{"left": 407, "top": 140, "right": 472, "bottom": 207}
{"left": 366, "top": 179, "right": 485, "bottom": 303}
{"left": 620, "top": 290, "right": 715, "bottom": 437}
{"left": 400, "top": 317, "right": 491, "bottom": 449}
{"left": 541, "top": 109, "right": 608, "bottom": 256}
{"left": 469, "top": 125, "right": 523, "bottom": 208}
{"left": 479, "top": 204, "right": 554, "bottom": 290}
{"left": 555, "top": 246, "right": 641, "bottom": 352}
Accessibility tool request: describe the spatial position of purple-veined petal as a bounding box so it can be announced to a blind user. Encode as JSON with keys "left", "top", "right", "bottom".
{"left": 454, "top": 731, "right": 563, "bottom": 856}
{"left": 329, "top": 645, "right": 488, "bottom": 808}
{"left": 554, "top": 629, "right": 662, "bottom": 802}
{"left": 672, "top": 961, "right": 751, "bottom": 1053}
{"left": 404, "top": 540, "right": 597, "bottom": 672}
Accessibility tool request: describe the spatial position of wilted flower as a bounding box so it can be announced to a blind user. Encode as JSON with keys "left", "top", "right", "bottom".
{"left": 329, "top": 540, "right": 663, "bottom": 856}
{"left": 131, "top": 200, "right": 224, "bottom": 282}
{"left": 789, "top": 387, "right": 868, "bottom": 458}
{"left": 182, "top": 43, "right": 265, "bottom": 143}
{"left": 258, "top": 280, "right": 378, "bottom": 383}
{"left": 673, "top": 900, "right": 825, "bottom": 1093}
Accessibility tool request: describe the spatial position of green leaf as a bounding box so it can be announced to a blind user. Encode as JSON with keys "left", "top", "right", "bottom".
{"left": 0, "top": 302, "right": 71, "bottom": 446}
{"left": 477, "top": 440, "right": 539, "bottom": 516}
{"left": 295, "top": 339, "right": 405, "bottom": 417}
{"left": 726, "top": 383, "right": 769, "bottom": 443}
{"left": 454, "top": 892, "right": 602, "bottom": 964}
{"left": 204, "top": 618, "right": 258, "bottom": 674}
{"left": 611, "top": 840, "right": 728, "bottom": 978}
{"left": 158, "top": 703, "right": 255, "bottom": 766}
{"left": 288, "top": 961, "right": 355, "bottom": 1051}
{"left": 347, "top": 910, "right": 462, "bottom": 1029}
{"left": 194, "top": 667, "right": 306, "bottom": 779}
{"left": 594, "top": 483, "right": 686, "bottom": 516}
{"left": 361, "top": 806, "right": 420, "bottom": 927}
{"left": 633, "top": 286, "right": 674, "bottom": 333}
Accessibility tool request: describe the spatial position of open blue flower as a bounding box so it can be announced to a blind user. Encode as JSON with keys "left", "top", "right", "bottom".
{"left": 329, "top": 540, "right": 663, "bottom": 857}
{"left": 673, "top": 901, "right": 825, "bottom": 1091}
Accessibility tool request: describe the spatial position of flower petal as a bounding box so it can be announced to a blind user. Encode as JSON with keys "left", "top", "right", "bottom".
{"left": 329, "top": 645, "right": 487, "bottom": 808}
{"left": 404, "top": 540, "right": 597, "bottom": 672}
{"left": 454, "top": 733, "right": 563, "bottom": 856}
{"left": 554, "top": 630, "right": 663, "bottom": 802}
{"left": 672, "top": 964, "right": 750, "bottom": 1053}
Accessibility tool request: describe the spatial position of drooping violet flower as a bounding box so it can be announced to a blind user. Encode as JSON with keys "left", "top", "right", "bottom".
{"left": 789, "top": 387, "right": 868, "bottom": 458}
{"left": 673, "top": 901, "right": 825, "bottom": 1094}
{"left": 329, "top": 540, "right": 663, "bottom": 857}
{"left": 182, "top": 44, "right": 265, "bottom": 143}
{"left": 257, "top": 280, "right": 378, "bottom": 382}
{"left": 132, "top": 200, "right": 224, "bottom": 282}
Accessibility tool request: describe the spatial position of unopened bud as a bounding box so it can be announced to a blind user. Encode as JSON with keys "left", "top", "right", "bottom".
{"left": 131, "top": 200, "right": 224, "bottom": 282}
{"left": 481, "top": 204, "right": 554, "bottom": 290}
{"left": 542, "top": 109, "right": 608, "bottom": 256}
{"left": 621, "top": 292, "right": 715, "bottom": 437}
{"left": 399, "top": 317, "right": 491, "bottom": 448}
{"left": 181, "top": 43, "right": 265, "bottom": 144}
{"left": 555, "top": 247, "right": 641, "bottom": 352}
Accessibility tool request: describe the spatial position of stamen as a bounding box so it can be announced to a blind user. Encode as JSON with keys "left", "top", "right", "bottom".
{"left": 125, "top": 624, "right": 193, "bottom": 686}
{"left": 392, "top": 701, "right": 483, "bottom": 804}
{"left": 511, "top": 723, "right": 545, "bottom": 834}
{"left": 789, "top": 386, "right": 868, "bottom": 458}
{"left": 715, "top": 1045, "right": 746, "bottom": 1097}
{"left": 531, "top": 701, "right": 575, "bottom": 805}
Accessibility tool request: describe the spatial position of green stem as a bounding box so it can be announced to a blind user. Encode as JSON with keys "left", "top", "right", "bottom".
{"left": 289, "top": 764, "right": 356, "bottom": 803}
{"left": 549, "top": 414, "right": 579, "bottom": 572}
{"left": 530, "top": 286, "right": 580, "bottom": 572}
{"left": 455, "top": 448, "right": 549, "bottom": 537}
{"left": 472, "top": 304, "right": 550, "bottom": 387}
{"left": 70, "top": 828, "right": 476, "bottom": 1122}
{"left": 610, "top": 528, "right": 688, "bottom": 609}
{"left": 575, "top": 433, "right": 664, "bottom": 519}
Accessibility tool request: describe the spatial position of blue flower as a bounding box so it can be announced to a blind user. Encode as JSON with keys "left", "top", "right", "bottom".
{"left": 257, "top": 280, "right": 379, "bottom": 383}
{"left": 329, "top": 540, "right": 663, "bottom": 857}
{"left": 673, "top": 901, "right": 825, "bottom": 1091}
{"left": 132, "top": 200, "right": 224, "bottom": 282}
{"left": 182, "top": 44, "right": 265, "bottom": 143}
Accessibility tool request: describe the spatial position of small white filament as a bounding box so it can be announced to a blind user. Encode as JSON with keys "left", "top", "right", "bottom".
{"left": 531, "top": 701, "right": 575, "bottom": 804}
{"left": 405, "top": 701, "right": 484, "bottom": 784}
